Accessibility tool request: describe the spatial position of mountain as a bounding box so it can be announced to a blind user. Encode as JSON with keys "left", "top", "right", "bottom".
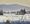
{"left": 0, "top": 4, "right": 30, "bottom": 12}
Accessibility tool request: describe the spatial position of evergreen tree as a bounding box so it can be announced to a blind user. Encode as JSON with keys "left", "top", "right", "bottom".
{"left": 24, "top": 9, "right": 26, "bottom": 14}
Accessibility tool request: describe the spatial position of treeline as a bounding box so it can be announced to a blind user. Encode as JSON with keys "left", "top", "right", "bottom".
{"left": 0, "top": 10, "right": 3, "bottom": 15}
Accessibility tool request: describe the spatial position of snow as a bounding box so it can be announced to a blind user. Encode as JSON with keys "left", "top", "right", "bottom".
{"left": 0, "top": 14, "right": 30, "bottom": 22}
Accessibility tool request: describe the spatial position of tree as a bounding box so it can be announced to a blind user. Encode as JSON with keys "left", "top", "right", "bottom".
{"left": 24, "top": 9, "right": 26, "bottom": 14}
{"left": 0, "top": 10, "right": 3, "bottom": 15}
{"left": 5, "top": 20, "right": 11, "bottom": 24}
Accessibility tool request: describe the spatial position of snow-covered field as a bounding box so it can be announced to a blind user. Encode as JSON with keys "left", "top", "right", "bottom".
{"left": 0, "top": 14, "right": 30, "bottom": 22}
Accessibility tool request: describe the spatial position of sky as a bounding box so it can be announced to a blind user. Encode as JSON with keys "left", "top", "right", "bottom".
{"left": 0, "top": 0, "right": 30, "bottom": 5}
